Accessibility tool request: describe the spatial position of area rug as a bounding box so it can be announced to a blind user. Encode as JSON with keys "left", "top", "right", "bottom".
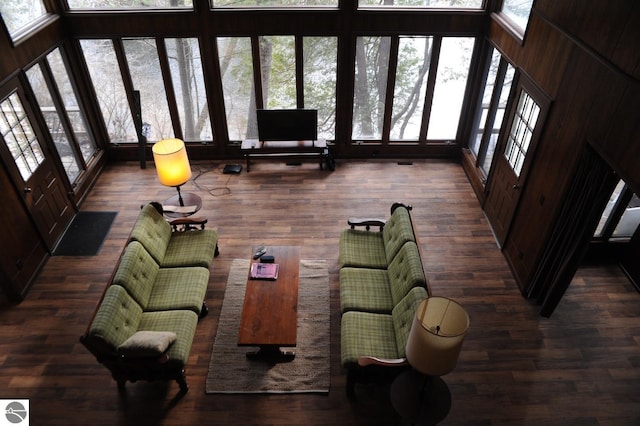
{"left": 53, "top": 211, "right": 118, "bottom": 256}
{"left": 206, "top": 258, "right": 330, "bottom": 394}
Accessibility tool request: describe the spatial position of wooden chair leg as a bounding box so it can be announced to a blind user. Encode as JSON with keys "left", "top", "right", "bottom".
{"left": 199, "top": 302, "right": 209, "bottom": 319}
{"left": 177, "top": 372, "right": 189, "bottom": 394}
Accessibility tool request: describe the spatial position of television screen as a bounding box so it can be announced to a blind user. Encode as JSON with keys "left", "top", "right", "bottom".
{"left": 257, "top": 109, "right": 317, "bottom": 142}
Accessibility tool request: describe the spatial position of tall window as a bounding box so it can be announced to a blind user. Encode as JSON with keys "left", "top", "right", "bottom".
{"left": 80, "top": 39, "right": 137, "bottom": 143}
{"left": 390, "top": 37, "right": 432, "bottom": 140}
{"left": 0, "top": 0, "right": 47, "bottom": 40}
{"left": 80, "top": 37, "right": 212, "bottom": 144}
{"left": 166, "top": 38, "right": 212, "bottom": 142}
{"left": 303, "top": 37, "right": 337, "bottom": 140}
{"left": 352, "top": 36, "right": 391, "bottom": 141}
{"left": 26, "top": 47, "right": 98, "bottom": 183}
{"left": 123, "top": 38, "right": 173, "bottom": 142}
{"left": 260, "top": 36, "right": 297, "bottom": 109}
{"left": 217, "top": 36, "right": 337, "bottom": 142}
{"left": 469, "top": 46, "right": 515, "bottom": 178}
{"left": 352, "top": 35, "right": 475, "bottom": 144}
{"left": 427, "top": 37, "right": 474, "bottom": 140}
{"left": 217, "top": 37, "right": 257, "bottom": 141}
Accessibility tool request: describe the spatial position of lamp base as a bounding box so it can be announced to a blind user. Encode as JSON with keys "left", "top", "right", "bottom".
{"left": 390, "top": 369, "right": 452, "bottom": 425}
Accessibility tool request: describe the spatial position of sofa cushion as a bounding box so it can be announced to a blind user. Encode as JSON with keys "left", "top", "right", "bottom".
{"left": 129, "top": 203, "right": 172, "bottom": 266}
{"left": 339, "top": 267, "right": 392, "bottom": 314}
{"left": 338, "top": 205, "right": 416, "bottom": 269}
{"left": 387, "top": 241, "right": 426, "bottom": 307}
{"left": 138, "top": 309, "right": 199, "bottom": 367}
{"left": 117, "top": 330, "right": 177, "bottom": 358}
{"left": 147, "top": 266, "right": 209, "bottom": 315}
{"left": 88, "top": 285, "right": 143, "bottom": 350}
{"left": 338, "top": 229, "right": 387, "bottom": 269}
{"left": 381, "top": 206, "right": 416, "bottom": 265}
{"left": 162, "top": 229, "right": 218, "bottom": 269}
{"left": 113, "top": 241, "right": 159, "bottom": 309}
{"left": 392, "top": 286, "right": 428, "bottom": 357}
{"left": 340, "top": 310, "right": 397, "bottom": 367}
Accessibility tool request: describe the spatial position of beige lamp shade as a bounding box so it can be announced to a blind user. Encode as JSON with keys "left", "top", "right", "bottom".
{"left": 405, "top": 297, "right": 470, "bottom": 376}
{"left": 152, "top": 138, "right": 192, "bottom": 187}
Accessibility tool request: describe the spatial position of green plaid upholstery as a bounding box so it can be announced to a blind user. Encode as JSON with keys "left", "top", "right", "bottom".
{"left": 381, "top": 206, "right": 416, "bottom": 265}
{"left": 387, "top": 242, "right": 426, "bottom": 306}
{"left": 147, "top": 266, "right": 209, "bottom": 315}
{"left": 113, "top": 241, "right": 159, "bottom": 309}
{"left": 130, "top": 203, "right": 218, "bottom": 269}
{"left": 138, "top": 309, "right": 198, "bottom": 367}
{"left": 392, "top": 286, "right": 428, "bottom": 356}
{"left": 340, "top": 286, "right": 427, "bottom": 368}
{"left": 129, "top": 204, "right": 171, "bottom": 266}
{"left": 89, "top": 285, "right": 143, "bottom": 349}
{"left": 340, "top": 311, "right": 397, "bottom": 367}
{"left": 339, "top": 241, "right": 426, "bottom": 314}
{"left": 339, "top": 229, "right": 386, "bottom": 269}
{"left": 162, "top": 229, "right": 218, "bottom": 269}
{"left": 338, "top": 205, "right": 415, "bottom": 269}
{"left": 340, "top": 267, "right": 392, "bottom": 313}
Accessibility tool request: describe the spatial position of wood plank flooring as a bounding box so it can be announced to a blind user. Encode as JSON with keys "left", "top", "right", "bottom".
{"left": 1, "top": 159, "right": 639, "bottom": 425}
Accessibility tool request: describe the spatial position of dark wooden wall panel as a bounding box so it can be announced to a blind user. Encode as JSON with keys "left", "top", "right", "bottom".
{"left": 489, "top": 1, "right": 640, "bottom": 291}
{"left": 536, "top": 0, "right": 640, "bottom": 78}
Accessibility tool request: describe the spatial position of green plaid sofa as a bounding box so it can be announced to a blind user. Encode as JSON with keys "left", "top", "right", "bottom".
{"left": 80, "top": 203, "right": 218, "bottom": 394}
{"left": 339, "top": 203, "right": 430, "bottom": 395}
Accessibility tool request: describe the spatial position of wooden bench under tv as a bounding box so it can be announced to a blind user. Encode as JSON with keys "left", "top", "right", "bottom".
{"left": 241, "top": 138, "right": 328, "bottom": 172}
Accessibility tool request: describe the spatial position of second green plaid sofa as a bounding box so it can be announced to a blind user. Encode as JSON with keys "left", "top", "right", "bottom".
{"left": 339, "top": 202, "right": 430, "bottom": 396}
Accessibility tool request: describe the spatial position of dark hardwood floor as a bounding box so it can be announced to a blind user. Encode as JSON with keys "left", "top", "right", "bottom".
{"left": 1, "top": 159, "right": 639, "bottom": 425}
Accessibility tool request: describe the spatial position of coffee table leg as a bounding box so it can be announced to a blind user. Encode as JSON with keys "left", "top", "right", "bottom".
{"left": 246, "top": 345, "right": 295, "bottom": 362}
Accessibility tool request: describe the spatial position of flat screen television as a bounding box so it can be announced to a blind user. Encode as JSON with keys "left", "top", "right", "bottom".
{"left": 257, "top": 109, "right": 317, "bottom": 142}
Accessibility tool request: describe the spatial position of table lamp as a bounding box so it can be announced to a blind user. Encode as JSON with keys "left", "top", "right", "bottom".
{"left": 152, "top": 138, "right": 192, "bottom": 206}
{"left": 392, "top": 296, "right": 470, "bottom": 425}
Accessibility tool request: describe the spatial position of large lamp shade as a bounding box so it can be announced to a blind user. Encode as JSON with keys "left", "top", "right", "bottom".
{"left": 152, "top": 138, "right": 192, "bottom": 187}
{"left": 405, "top": 297, "right": 470, "bottom": 376}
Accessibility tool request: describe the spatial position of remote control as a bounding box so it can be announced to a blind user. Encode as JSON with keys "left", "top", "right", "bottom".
{"left": 253, "top": 246, "right": 267, "bottom": 259}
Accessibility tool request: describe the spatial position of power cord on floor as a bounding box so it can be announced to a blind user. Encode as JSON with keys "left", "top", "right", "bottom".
{"left": 191, "top": 163, "right": 233, "bottom": 197}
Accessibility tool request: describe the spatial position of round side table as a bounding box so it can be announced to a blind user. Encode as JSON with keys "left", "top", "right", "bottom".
{"left": 162, "top": 193, "right": 202, "bottom": 219}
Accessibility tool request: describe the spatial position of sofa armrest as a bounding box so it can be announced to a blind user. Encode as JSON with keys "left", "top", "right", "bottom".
{"left": 357, "top": 356, "right": 408, "bottom": 367}
{"left": 347, "top": 218, "right": 386, "bottom": 231}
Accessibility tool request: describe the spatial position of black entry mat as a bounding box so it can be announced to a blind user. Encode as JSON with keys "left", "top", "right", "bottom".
{"left": 53, "top": 211, "right": 118, "bottom": 256}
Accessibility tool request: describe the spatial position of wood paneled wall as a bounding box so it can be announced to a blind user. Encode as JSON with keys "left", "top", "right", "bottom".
{"left": 486, "top": 1, "right": 640, "bottom": 290}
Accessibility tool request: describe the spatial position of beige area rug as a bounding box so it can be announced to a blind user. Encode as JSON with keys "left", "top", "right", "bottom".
{"left": 205, "top": 258, "right": 330, "bottom": 394}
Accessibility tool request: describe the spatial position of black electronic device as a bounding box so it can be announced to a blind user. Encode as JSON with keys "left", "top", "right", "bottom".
{"left": 223, "top": 164, "right": 242, "bottom": 174}
{"left": 260, "top": 255, "right": 275, "bottom": 263}
{"left": 257, "top": 109, "right": 317, "bottom": 142}
{"left": 253, "top": 246, "right": 267, "bottom": 259}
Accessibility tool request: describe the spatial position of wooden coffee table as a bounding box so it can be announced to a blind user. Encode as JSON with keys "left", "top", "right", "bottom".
{"left": 238, "top": 246, "right": 300, "bottom": 361}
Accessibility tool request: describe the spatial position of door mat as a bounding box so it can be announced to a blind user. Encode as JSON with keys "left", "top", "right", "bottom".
{"left": 53, "top": 211, "right": 117, "bottom": 256}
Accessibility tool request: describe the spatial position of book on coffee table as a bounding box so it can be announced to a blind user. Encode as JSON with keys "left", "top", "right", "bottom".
{"left": 250, "top": 262, "right": 279, "bottom": 280}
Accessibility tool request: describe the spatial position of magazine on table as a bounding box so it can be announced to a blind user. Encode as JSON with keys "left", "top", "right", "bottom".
{"left": 250, "top": 262, "right": 279, "bottom": 280}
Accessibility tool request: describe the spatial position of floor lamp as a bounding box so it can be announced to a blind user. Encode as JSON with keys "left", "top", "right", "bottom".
{"left": 391, "top": 296, "right": 470, "bottom": 425}
{"left": 152, "top": 138, "right": 195, "bottom": 208}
